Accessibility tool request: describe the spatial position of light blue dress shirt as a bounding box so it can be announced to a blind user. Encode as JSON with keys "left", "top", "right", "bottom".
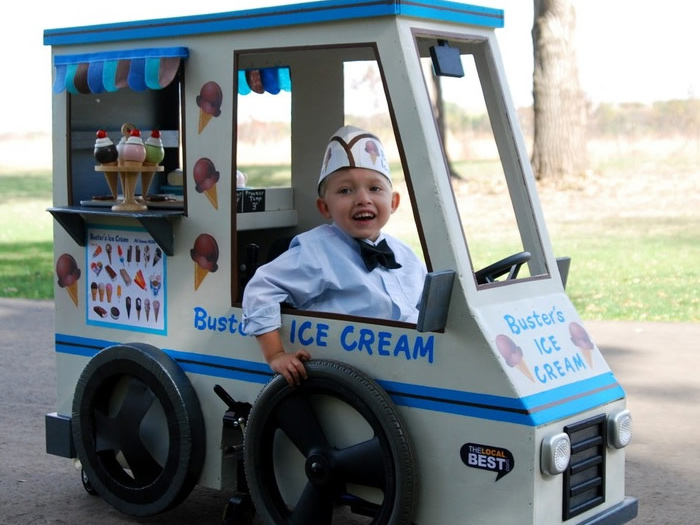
{"left": 242, "top": 223, "right": 427, "bottom": 336}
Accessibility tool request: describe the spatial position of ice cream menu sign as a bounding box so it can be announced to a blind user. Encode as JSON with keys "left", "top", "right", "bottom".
{"left": 479, "top": 294, "right": 611, "bottom": 393}
{"left": 86, "top": 226, "right": 166, "bottom": 334}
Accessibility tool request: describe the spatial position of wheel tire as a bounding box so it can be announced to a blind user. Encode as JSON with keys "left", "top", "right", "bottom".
{"left": 244, "top": 359, "right": 417, "bottom": 525}
{"left": 72, "top": 343, "right": 205, "bottom": 516}
{"left": 81, "top": 468, "right": 98, "bottom": 496}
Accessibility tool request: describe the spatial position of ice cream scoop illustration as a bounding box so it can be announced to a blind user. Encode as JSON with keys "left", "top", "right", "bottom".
{"left": 495, "top": 334, "right": 534, "bottom": 382}
{"left": 190, "top": 233, "right": 219, "bottom": 291}
{"left": 196, "top": 81, "right": 222, "bottom": 133}
{"left": 570, "top": 322, "right": 595, "bottom": 367}
{"left": 56, "top": 254, "right": 81, "bottom": 307}
{"left": 365, "top": 139, "right": 380, "bottom": 164}
{"left": 193, "top": 157, "right": 220, "bottom": 209}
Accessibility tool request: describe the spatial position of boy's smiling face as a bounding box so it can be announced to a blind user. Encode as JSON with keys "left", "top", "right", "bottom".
{"left": 316, "top": 167, "right": 399, "bottom": 242}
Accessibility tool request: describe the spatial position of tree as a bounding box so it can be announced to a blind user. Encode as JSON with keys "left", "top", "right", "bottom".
{"left": 531, "top": 0, "right": 588, "bottom": 182}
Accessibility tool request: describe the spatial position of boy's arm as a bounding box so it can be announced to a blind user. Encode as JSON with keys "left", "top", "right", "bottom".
{"left": 256, "top": 330, "right": 310, "bottom": 386}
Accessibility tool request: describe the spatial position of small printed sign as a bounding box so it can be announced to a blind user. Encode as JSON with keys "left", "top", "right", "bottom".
{"left": 460, "top": 442, "right": 514, "bottom": 481}
{"left": 85, "top": 226, "right": 166, "bottom": 334}
{"left": 237, "top": 189, "right": 266, "bottom": 213}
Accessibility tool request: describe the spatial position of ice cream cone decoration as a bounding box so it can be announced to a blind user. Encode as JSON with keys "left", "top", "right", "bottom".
{"left": 198, "top": 111, "right": 214, "bottom": 134}
{"left": 196, "top": 81, "right": 222, "bottom": 134}
{"left": 65, "top": 282, "right": 79, "bottom": 307}
{"left": 191, "top": 233, "right": 220, "bottom": 291}
{"left": 56, "top": 254, "right": 81, "bottom": 307}
{"left": 514, "top": 360, "right": 535, "bottom": 382}
{"left": 194, "top": 263, "right": 210, "bottom": 291}
{"left": 204, "top": 185, "right": 218, "bottom": 209}
{"left": 193, "top": 158, "right": 220, "bottom": 210}
{"left": 495, "top": 334, "right": 535, "bottom": 382}
{"left": 570, "top": 322, "right": 595, "bottom": 368}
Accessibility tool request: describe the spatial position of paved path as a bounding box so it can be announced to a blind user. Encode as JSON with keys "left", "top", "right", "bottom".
{"left": 1, "top": 298, "right": 698, "bottom": 524}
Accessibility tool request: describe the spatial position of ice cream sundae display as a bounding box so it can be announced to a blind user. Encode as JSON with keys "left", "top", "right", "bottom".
{"left": 56, "top": 253, "right": 81, "bottom": 307}
{"left": 94, "top": 123, "right": 165, "bottom": 211}
{"left": 94, "top": 129, "right": 120, "bottom": 198}
{"left": 190, "top": 233, "right": 219, "bottom": 290}
{"left": 495, "top": 334, "right": 535, "bottom": 382}
{"left": 86, "top": 229, "right": 166, "bottom": 331}
{"left": 193, "top": 157, "right": 220, "bottom": 209}
{"left": 196, "top": 80, "right": 222, "bottom": 133}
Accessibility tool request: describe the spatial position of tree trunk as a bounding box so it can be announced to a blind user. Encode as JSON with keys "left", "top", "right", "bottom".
{"left": 531, "top": 0, "right": 588, "bottom": 182}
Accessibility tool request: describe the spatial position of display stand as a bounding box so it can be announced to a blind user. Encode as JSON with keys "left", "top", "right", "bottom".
{"left": 95, "top": 165, "right": 164, "bottom": 211}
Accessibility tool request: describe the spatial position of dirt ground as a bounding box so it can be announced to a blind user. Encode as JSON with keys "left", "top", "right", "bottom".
{"left": 2, "top": 299, "right": 700, "bottom": 524}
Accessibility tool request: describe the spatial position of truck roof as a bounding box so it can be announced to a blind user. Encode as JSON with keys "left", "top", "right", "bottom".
{"left": 44, "top": 0, "right": 503, "bottom": 47}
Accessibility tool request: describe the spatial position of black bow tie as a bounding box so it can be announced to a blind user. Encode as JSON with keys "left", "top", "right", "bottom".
{"left": 357, "top": 239, "right": 402, "bottom": 271}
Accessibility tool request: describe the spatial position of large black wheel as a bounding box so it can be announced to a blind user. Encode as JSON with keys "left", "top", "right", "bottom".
{"left": 244, "top": 359, "right": 417, "bottom": 525}
{"left": 72, "top": 343, "right": 205, "bottom": 516}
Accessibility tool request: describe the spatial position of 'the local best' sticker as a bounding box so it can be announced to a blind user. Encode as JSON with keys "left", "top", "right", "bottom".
{"left": 460, "top": 443, "right": 514, "bottom": 481}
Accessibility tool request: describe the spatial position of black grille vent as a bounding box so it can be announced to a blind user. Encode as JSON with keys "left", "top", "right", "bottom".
{"left": 563, "top": 414, "right": 606, "bottom": 520}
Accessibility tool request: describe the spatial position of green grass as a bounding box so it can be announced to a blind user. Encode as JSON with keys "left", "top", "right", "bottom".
{"left": 0, "top": 171, "right": 55, "bottom": 298}
{"left": 552, "top": 217, "right": 699, "bottom": 322}
{"left": 1, "top": 167, "right": 697, "bottom": 322}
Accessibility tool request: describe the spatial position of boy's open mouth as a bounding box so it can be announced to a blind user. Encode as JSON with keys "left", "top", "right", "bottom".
{"left": 353, "top": 212, "right": 375, "bottom": 221}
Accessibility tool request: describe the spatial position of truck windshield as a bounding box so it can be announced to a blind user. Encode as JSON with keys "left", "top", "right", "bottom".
{"left": 415, "top": 34, "right": 549, "bottom": 285}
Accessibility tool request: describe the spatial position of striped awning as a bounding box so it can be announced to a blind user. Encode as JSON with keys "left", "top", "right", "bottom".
{"left": 238, "top": 67, "right": 291, "bottom": 95}
{"left": 53, "top": 47, "right": 189, "bottom": 94}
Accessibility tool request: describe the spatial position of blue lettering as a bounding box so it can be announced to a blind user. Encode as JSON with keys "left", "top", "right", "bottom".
{"left": 194, "top": 307, "right": 206, "bottom": 330}
{"left": 358, "top": 329, "right": 375, "bottom": 355}
{"left": 412, "top": 335, "right": 434, "bottom": 363}
{"left": 394, "top": 335, "right": 411, "bottom": 360}
{"left": 504, "top": 315, "right": 520, "bottom": 335}
{"left": 193, "top": 307, "right": 244, "bottom": 336}
{"left": 316, "top": 323, "right": 329, "bottom": 347}
{"left": 341, "top": 325, "right": 357, "bottom": 351}
{"left": 377, "top": 331, "right": 392, "bottom": 356}
{"left": 290, "top": 319, "right": 297, "bottom": 344}
{"left": 572, "top": 353, "right": 586, "bottom": 369}
{"left": 298, "top": 320, "right": 314, "bottom": 346}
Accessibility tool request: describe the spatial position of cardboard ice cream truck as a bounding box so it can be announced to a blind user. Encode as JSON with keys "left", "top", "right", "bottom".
{"left": 44, "top": 1, "right": 638, "bottom": 523}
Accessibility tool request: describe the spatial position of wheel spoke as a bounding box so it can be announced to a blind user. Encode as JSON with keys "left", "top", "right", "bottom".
{"left": 290, "top": 482, "right": 334, "bottom": 525}
{"left": 274, "top": 394, "right": 329, "bottom": 456}
{"left": 333, "top": 436, "right": 387, "bottom": 489}
{"left": 94, "top": 377, "right": 163, "bottom": 482}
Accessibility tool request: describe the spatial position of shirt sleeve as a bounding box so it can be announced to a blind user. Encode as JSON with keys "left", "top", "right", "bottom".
{"left": 241, "top": 239, "right": 325, "bottom": 336}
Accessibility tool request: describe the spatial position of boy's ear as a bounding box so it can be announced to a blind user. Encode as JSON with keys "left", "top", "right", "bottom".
{"left": 316, "top": 197, "right": 332, "bottom": 218}
{"left": 390, "top": 191, "right": 400, "bottom": 213}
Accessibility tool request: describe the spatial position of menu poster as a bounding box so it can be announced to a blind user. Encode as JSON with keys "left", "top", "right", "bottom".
{"left": 85, "top": 225, "right": 166, "bottom": 334}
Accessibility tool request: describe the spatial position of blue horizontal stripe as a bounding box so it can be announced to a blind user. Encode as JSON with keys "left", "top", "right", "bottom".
{"left": 44, "top": 0, "right": 503, "bottom": 46}
{"left": 55, "top": 333, "right": 623, "bottom": 426}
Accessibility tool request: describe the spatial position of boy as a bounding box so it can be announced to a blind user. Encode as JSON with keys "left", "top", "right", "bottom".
{"left": 242, "top": 126, "right": 427, "bottom": 385}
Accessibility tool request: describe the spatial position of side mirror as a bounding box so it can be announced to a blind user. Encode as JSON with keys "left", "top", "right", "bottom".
{"left": 417, "top": 270, "right": 456, "bottom": 333}
{"left": 430, "top": 40, "right": 464, "bottom": 78}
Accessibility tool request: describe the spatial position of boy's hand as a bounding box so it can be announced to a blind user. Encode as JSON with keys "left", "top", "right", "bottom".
{"left": 269, "top": 349, "right": 311, "bottom": 386}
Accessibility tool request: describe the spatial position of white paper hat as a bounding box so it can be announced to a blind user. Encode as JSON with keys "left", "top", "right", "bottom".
{"left": 318, "top": 126, "right": 390, "bottom": 190}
